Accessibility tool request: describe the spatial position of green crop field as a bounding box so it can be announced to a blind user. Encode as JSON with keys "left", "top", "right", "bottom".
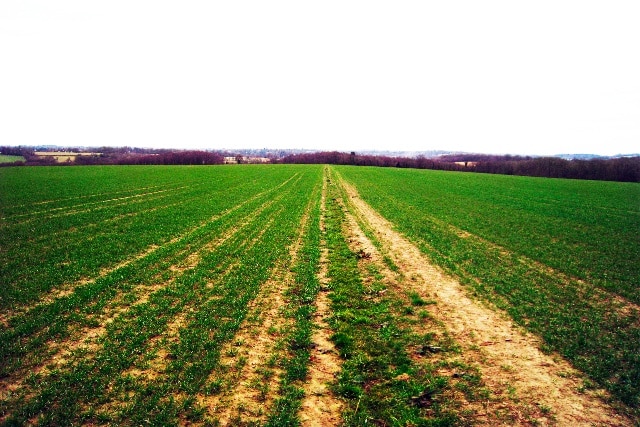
{"left": 0, "top": 165, "right": 637, "bottom": 426}
{"left": 334, "top": 166, "right": 640, "bottom": 406}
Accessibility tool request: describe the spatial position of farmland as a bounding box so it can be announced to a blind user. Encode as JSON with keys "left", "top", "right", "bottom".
{"left": 0, "top": 165, "right": 638, "bottom": 425}
{"left": 334, "top": 167, "right": 640, "bottom": 406}
{"left": 0, "top": 156, "right": 24, "bottom": 164}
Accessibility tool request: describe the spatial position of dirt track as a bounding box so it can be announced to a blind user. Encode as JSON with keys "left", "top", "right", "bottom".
{"left": 336, "top": 173, "right": 632, "bottom": 426}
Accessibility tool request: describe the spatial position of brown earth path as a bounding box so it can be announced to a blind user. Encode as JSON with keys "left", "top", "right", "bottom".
{"left": 335, "top": 172, "right": 632, "bottom": 427}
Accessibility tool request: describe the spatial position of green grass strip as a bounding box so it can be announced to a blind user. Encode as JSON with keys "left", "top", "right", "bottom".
{"left": 321, "top": 178, "right": 459, "bottom": 426}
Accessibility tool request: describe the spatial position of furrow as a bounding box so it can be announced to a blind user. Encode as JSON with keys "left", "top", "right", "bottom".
{"left": 442, "top": 219, "right": 640, "bottom": 317}
{"left": 3, "top": 185, "right": 191, "bottom": 221}
{"left": 3, "top": 182, "right": 176, "bottom": 212}
{"left": 83, "top": 209, "right": 283, "bottom": 425}
{"left": 109, "top": 202, "right": 298, "bottom": 426}
{"left": 2, "top": 187, "right": 186, "bottom": 229}
{"left": 83, "top": 173, "right": 306, "bottom": 425}
{"left": 1, "top": 195, "right": 188, "bottom": 250}
{"left": 0, "top": 197, "right": 271, "bottom": 408}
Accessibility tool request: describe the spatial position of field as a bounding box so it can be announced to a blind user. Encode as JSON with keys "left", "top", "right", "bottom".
{"left": 0, "top": 156, "right": 25, "bottom": 164}
{"left": 0, "top": 165, "right": 638, "bottom": 426}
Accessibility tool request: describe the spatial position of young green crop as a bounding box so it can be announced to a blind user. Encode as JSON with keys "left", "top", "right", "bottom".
{"left": 0, "top": 165, "right": 323, "bottom": 425}
{"left": 0, "top": 166, "right": 304, "bottom": 311}
{"left": 265, "top": 179, "right": 323, "bottom": 426}
{"left": 2, "top": 163, "right": 636, "bottom": 423}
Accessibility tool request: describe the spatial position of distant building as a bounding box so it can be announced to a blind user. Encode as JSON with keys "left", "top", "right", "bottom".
{"left": 223, "top": 156, "right": 270, "bottom": 164}
{"left": 245, "top": 157, "right": 270, "bottom": 164}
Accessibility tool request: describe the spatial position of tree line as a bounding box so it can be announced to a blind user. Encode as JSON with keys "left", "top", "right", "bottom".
{"left": 278, "top": 151, "right": 640, "bottom": 182}
{"left": 0, "top": 147, "right": 225, "bottom": 166}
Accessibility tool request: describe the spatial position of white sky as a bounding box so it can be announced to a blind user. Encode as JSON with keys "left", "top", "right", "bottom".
{"left": 1, "top": 1, "right": 639, "bottom": 155}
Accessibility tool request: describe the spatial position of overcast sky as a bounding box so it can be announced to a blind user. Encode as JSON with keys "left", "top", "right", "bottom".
{"left": 1, "top": 1, "right": 639, "bottom": 155}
